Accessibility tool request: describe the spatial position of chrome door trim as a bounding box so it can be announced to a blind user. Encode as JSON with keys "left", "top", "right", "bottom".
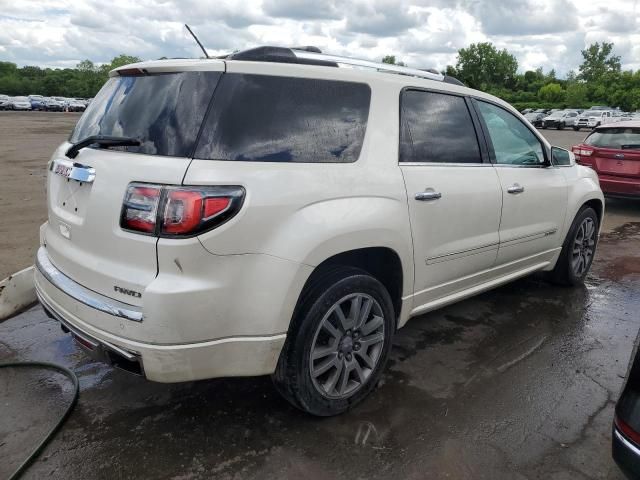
{"left": 36, "top": 247, "right": 143, "bottom": 322}
{"left": 426, "top": 242, "right": 499, "bottom": 265}
{"left": 500, "top": 229, "right": 557, "bottom": 248}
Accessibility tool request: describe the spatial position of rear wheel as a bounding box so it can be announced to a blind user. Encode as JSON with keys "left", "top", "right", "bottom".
{"left": 273, "top": 266, "right": 395, "bottom": 416}
{"left": 548, "top": 206, "right": 599, "bottom": 286}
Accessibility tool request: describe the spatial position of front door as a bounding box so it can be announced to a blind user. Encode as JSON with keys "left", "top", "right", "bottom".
{"left": 473, "top": 100, "right": 568, "bottom": 268}
{"left": 399, "top": 89, "right": 503, "bottom": 310}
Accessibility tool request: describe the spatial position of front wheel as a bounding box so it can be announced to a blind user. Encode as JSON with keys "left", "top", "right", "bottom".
{"left": 557, "top": 122, "right": 565, "bottom": 130}
{"left": 273, "top": 266, "right": 395, "bottom": 416}
{"left": 548, "top": 206, "right": 599, "bottom": 286}
{"left": 573, "top": 126, "right": 580, "bottom": 131}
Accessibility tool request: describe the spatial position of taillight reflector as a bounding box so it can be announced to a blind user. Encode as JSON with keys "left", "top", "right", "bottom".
{"left": 121, "top": 183, "right": 243, "bottom": 237}
{"left": 122, "top": 185, "right": 161, "bottom": 233}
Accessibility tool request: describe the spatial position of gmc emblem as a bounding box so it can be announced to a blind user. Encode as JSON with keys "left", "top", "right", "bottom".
{"left": 114, "top": 286, "right": 142, "bottom": 298}
{"left": 55, "top": 164, "right": 72, "bottom": 177}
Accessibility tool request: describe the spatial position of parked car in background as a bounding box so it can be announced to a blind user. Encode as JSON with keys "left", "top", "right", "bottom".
{"left": 34, "top": 48, "right": 604, "bottom": 416}
{"left": 613, "top": 332, "right": 640, "bottom": 478}
{"left": 30, "top": 96, "right": 48, "bottom": 111}
{"left": 541, "top": 110, "right": 579, "bottom": 130}
{"left": 45, "top": 98, "right": 65, "bottom": 112}
{"left": 572, "top": 121, "right": 640, "bottom": 197}
{"left": 8, "top": 96, "right": 32, "bottom": 110}
{"left": 67, "top": 99, "right": 86, "bottom": 112}
{"left": 521, "top": 108, "right": 534, "bottom": 115}
{"left": 0, "top": 94, "right": 9, "bottom": 109}
{"left": 574, "top": 110, "right": 616, "bottom": 131}
{"left": 524, "top": 111, "right": 545, "bottom": 128}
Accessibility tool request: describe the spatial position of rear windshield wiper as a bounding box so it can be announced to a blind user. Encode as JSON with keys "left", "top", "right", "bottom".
{"left": 66, "top": 135, "right": 141, "bottom": 159}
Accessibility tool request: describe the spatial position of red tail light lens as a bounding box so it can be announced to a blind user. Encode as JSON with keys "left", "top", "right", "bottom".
{"left": 572, "top": 145, "right": 594, "bottom": 157}
{"left": 121, "top": 184, "right": 244, "bottom": 237}
{"left": 615, "top": 414, "right": 640, "bottom": 446}
{"left": 122, "top": 185, "right": 161, "bottom": 233}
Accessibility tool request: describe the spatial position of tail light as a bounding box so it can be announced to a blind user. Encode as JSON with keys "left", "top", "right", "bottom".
{"left": 615, "top": 414, "right": 640, "bottom": 446}
{"left": 572, "top": 146, "right": 594, "bottom": 157}
{"left": 121, "top": 183, "right": 244, "bottom": 237}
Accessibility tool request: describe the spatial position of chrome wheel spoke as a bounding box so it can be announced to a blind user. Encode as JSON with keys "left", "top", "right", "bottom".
{"left": 323, "top": 358, "right": 344, "bottom": 395}
{"left": 359, "top": 332, "right": 384, "bottom": 349}
{"left": 360, "top": 314, "right": 383, "bottom": 336}
{"left": 312, "top": 355, "right": 339, "bottom": 378}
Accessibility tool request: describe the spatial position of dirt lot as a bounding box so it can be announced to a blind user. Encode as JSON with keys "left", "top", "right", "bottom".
{"left": 1, "top": 111, "right": 639, "bottom": 479}
{"left": 0, "top": 111, "right": 81, "bottom": 279}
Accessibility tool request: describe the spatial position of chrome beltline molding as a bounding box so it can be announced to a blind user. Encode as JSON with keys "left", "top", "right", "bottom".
{"left": 36, "top": 247, "right": 143, "bottom": 322}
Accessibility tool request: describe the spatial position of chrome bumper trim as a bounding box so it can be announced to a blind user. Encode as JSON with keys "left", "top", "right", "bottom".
{"left": 615, "top": 428, "right": 640, "bottom": 457}
{"left": 36, "top": 247, "right": 143, "bottom": 322}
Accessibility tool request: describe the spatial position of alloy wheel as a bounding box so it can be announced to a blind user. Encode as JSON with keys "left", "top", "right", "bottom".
{"left": 571, "top": 217, "right": 596, "bottom": 277}
{"left": 309, "top": 293, "right": 386, "bottom": 399}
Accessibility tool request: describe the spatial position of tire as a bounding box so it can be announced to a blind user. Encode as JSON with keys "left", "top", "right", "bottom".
{"left": 273, "top": 266, "right": 395, "bottom": 416}
{"left": 542, "top": 124, "right": 547, "bottom": 129}
{"left": 557, "top": 122, "right": 565, "bottom": 130}
{"left": 573, "top": 126, "right": 579, "bottom": 131}
{"left": 548, "top": 206, "right": 599, "bottom": 286}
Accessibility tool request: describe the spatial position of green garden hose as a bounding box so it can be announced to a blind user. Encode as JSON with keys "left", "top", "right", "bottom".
{"left": 0, "top": 361, "right": 79, "bottom": 480}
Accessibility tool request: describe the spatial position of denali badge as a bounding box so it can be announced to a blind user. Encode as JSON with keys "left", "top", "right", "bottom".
{"left": 114, "top": 286, "right": 142, "bottom": 298}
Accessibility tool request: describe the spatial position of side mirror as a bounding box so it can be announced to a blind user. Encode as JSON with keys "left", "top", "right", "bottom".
{"left": 551, "top": 146, "right": 575, "bottom": 166}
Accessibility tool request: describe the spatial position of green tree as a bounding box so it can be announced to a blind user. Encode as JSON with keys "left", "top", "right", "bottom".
{"left": 538, "top": 82, "right": 565, "bottom": 103}
{"left": 381, "top": 55, "right": 406, "bottom": 67}
{"left": 453, "top": 42, "right": 518, "bottom": 90}
{"left": 578, "top": 42, "right": 621, "bottom": 83}
{"left": 564, "top": 82, "right": 588, "bottom": 107}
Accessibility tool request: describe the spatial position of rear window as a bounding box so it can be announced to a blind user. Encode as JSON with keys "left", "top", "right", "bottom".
{"left": 585, "top": 128, "right": 640, "bottom": 150}
{"left": 194, "top": 74, "right": 371, "bottom": 163}
{"left": 71, "top": 72, "right": 221, "bottom": 157}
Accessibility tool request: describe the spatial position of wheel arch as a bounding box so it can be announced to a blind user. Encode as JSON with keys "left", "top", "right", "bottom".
{"left": 296, "top": 247, "right": 406, "bottom": 327}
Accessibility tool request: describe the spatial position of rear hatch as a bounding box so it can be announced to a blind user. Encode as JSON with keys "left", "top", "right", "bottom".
{"left": 581, "top": 126, "right": 640, "bottom": 178}
{"left": 44, "top": 63, "right": 224, "bottom": 305}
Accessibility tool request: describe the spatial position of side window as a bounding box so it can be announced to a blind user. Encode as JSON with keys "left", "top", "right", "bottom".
{"left": 194, "top": 74, "right": 371, "bottom": 163}
{"left": 476, "top": 101, "right": 546, "bottom": 166}
{"left": 399, "top": 90, "right": 482, "bottom": 164}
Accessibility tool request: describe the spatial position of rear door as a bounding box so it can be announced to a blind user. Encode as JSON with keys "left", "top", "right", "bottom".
{"left": 473, "top": 99, "right": 567, "bottom": 268}
{"left": 399, "top": 89, "right": 503, "bottom": 307}
{"left": 44, "top": 65, "right": 223, "bottom": 305}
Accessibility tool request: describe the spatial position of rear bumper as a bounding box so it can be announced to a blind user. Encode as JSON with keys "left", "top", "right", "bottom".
{"left": 34, "top": 246, "right": 288, "bottom": 382}
{"left": 613, "top": 426, "right": 640, "bottom": 479}
{"left": 598, "top": 174, "right": 640, "bottom": 197}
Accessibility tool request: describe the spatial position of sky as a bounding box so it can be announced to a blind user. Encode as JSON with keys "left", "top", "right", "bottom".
{"left": 1, "top": 0, "right": 639, "bottom": 77}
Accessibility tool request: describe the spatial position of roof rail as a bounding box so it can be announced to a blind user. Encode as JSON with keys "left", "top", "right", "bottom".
{"left": 226, "top": 46, "right": 449, "bottom": 83}
{"left": 292, "top": 49, "right": 445, "bottom": 82}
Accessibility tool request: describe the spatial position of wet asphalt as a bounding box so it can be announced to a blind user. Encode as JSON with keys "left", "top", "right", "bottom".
{"left": 0, "top": 200, "right": 638, "bottom": 480}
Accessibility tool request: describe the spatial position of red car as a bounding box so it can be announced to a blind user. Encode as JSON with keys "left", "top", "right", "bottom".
{"left": 572, "top": 121, "right": 640, "bottom": 197}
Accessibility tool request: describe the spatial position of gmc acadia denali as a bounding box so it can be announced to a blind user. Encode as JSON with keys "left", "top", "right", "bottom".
{"left": 35, "top": 47, "right": 604, "bottom": 416}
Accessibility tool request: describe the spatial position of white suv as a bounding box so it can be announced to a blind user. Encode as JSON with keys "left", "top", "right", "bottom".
{"left": 35, "top": 47, "right": 604, "bottom": 416}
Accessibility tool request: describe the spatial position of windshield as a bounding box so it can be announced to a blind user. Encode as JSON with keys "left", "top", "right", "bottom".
{"left": 585, "top": 128, "right": 640, "bottom": 149}
{"left": 14, "top": 96, "right": 28, "bottom": 101}
{"left": 581, "top": 110, "right": 599, "bottom": 117}
{"left": 71, "top": 72, "right": 220, "bottom": 157}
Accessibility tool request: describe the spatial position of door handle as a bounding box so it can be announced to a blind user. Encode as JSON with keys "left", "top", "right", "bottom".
{"left": 507, "top": 183, "right": 524, "bottom": 194}
{"left": 415, "top": 189, "right": 442, "bottom": 201}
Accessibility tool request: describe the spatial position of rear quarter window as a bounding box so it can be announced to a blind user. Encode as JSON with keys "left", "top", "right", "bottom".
{"left": 194, "top": 74, "right": 371, "bottom": 163}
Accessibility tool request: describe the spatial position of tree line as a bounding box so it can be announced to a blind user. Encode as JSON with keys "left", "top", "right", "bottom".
{"left": 0, "top": 55, "right": 141, "bottom": 99}
{"left": 441, "top": 41, "right": 640, "bottom": 112}
{"left": 1, "top": 42, "right": 639, "bottom": 111}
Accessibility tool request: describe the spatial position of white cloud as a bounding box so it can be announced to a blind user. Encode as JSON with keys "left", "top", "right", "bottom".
{"left": 0, "top": 0, "right": 639, "bottom": 76}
